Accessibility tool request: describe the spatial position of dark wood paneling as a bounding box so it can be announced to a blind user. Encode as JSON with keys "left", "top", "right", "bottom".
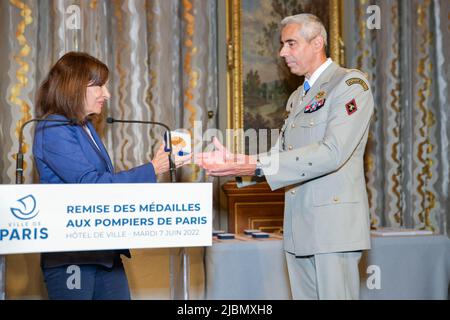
{"left": 222, "top": 181, "right": 285, "bottom": 233}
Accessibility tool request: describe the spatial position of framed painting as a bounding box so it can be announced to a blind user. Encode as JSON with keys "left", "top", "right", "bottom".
{"left": 226, "top": 0, "right": 344, "bottom": 153}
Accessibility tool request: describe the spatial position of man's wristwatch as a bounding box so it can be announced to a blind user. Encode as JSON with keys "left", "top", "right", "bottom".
{"left": 255, "top": 159, "right": 264, "bottom": 177}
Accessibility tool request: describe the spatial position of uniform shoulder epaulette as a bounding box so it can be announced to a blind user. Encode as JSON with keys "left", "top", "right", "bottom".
{"left": 283, "top": 90, "right": 297, "bottom": 119}
{"left": 288, "top": 87, "right": 302, "bottom": 107}
{"left": 346, "top": 68, "right": 367, "bottom": 76}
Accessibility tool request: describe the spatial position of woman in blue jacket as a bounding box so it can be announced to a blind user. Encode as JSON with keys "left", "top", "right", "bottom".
{"left": 33, "top": 51, "right": 189, "bottom": 300}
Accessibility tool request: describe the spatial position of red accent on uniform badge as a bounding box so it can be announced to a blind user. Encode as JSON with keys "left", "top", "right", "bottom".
{"left": 345, "top": 99, "right": 358, "bottom": 115}
{"left": 316, "top": 99, "right": 325, "bottom": 108}
{"left": 304, "top": 99, "right": 326, "bottom": 114}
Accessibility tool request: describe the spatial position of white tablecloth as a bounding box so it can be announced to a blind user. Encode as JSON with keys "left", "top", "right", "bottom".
{"left": 205, "top": 235, "right": 450, "bottom": 299}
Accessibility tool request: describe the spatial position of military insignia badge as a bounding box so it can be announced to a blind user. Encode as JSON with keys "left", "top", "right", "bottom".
{"left": 345, "top": 99, "right": 358, "bottom": 115}
{"left": 345, "top": 78, "right": 369, "bottom": 91}
{"left": 304, "top": 99, "right": 326, "bottom": 113}
{"left": 315, "top": 91, "right": 326, "bottom": 100}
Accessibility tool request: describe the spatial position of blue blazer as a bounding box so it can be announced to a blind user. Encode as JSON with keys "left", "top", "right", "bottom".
{"left": 33, "top": 114, "right": 157, "bottom": 268}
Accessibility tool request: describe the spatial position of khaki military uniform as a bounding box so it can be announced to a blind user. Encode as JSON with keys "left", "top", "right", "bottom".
{"left": 259, "top": 62, "right": 374, "bottom": 299}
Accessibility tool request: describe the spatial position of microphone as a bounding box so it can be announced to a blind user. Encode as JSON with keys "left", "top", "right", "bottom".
{"left": 105, "top": 117, "right": 176, "bottom": 182}
{"left": 16, "top": 117, "right": 75, "bottom": 184}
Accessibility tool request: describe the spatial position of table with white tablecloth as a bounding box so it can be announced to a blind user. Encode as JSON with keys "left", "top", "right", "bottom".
{"left": 205, "top": 234, "right": 450, "bottom": 299}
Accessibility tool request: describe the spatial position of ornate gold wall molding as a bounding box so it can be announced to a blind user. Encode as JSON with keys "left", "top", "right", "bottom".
{"left": 226, "top": 0, "right": 343, "bottom": 152}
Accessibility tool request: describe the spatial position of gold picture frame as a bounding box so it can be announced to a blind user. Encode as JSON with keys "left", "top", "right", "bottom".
{"left": 226, "top": 0, "right": 344, "bottom": 153}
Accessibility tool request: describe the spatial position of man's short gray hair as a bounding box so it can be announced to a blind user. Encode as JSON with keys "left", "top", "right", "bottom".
{"left": 281, "top": 13, "right": 328, "bottom": 47}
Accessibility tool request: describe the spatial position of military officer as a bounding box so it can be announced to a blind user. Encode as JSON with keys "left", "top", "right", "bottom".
{"left": 195, "top": 13, "right": 374, "bottom": 299}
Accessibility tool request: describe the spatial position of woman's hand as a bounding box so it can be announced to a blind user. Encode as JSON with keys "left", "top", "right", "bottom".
{"left": 151, "top": 143, "right": 170, "bottom": 175}
{"left": 151, "top": 142, "right": 192, "bottom": 175}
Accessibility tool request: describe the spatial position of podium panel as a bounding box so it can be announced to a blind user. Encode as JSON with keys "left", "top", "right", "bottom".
{"left": 0, "top": 256, "right": 4, "bottom": 300}
{"left": 0, "top": 183, "right": 212, "bottom": 254}
{"left": 0, "top": 182, "right": 212, "bottom": 300}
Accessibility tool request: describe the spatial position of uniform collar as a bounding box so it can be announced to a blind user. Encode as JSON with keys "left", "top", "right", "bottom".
{"left": 304, "top": 58, "right": 333, "bottom": 88}
{"left": 291, "top": 61, "right": 340, "bottom": 118}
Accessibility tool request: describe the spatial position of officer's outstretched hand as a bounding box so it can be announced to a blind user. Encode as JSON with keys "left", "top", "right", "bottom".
{"left": 194, "top": 137, "right": 256, "bottom": 176}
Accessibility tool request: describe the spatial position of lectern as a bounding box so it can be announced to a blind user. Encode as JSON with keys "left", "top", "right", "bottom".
{"left": 0, "top": 183, "right": 212, "bottom": 300}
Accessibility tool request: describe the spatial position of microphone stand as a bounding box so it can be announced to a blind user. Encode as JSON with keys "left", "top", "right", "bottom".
{"left": 2, "top": 117, "right": 73, "bottom": 300}
{"left": 106, "top": 118, "right": 176, "bottom": 183}
{"left": 106, "top": 117, "right": 189, "bottom": 299}
{"left": 16, "top": 118, "right": 74, "bottom": 184}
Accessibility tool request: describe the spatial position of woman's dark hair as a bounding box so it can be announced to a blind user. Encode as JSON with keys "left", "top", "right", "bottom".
{"left": 36, "top": 51, "right": 109, "bottom": 123}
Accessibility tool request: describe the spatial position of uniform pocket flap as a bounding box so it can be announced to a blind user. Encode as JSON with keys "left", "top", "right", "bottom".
{"left": 312, "top": 189, "right": 359, "bottom": 206}
{"left": 297, "top": 113, "right": 328, "bottom": 127}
